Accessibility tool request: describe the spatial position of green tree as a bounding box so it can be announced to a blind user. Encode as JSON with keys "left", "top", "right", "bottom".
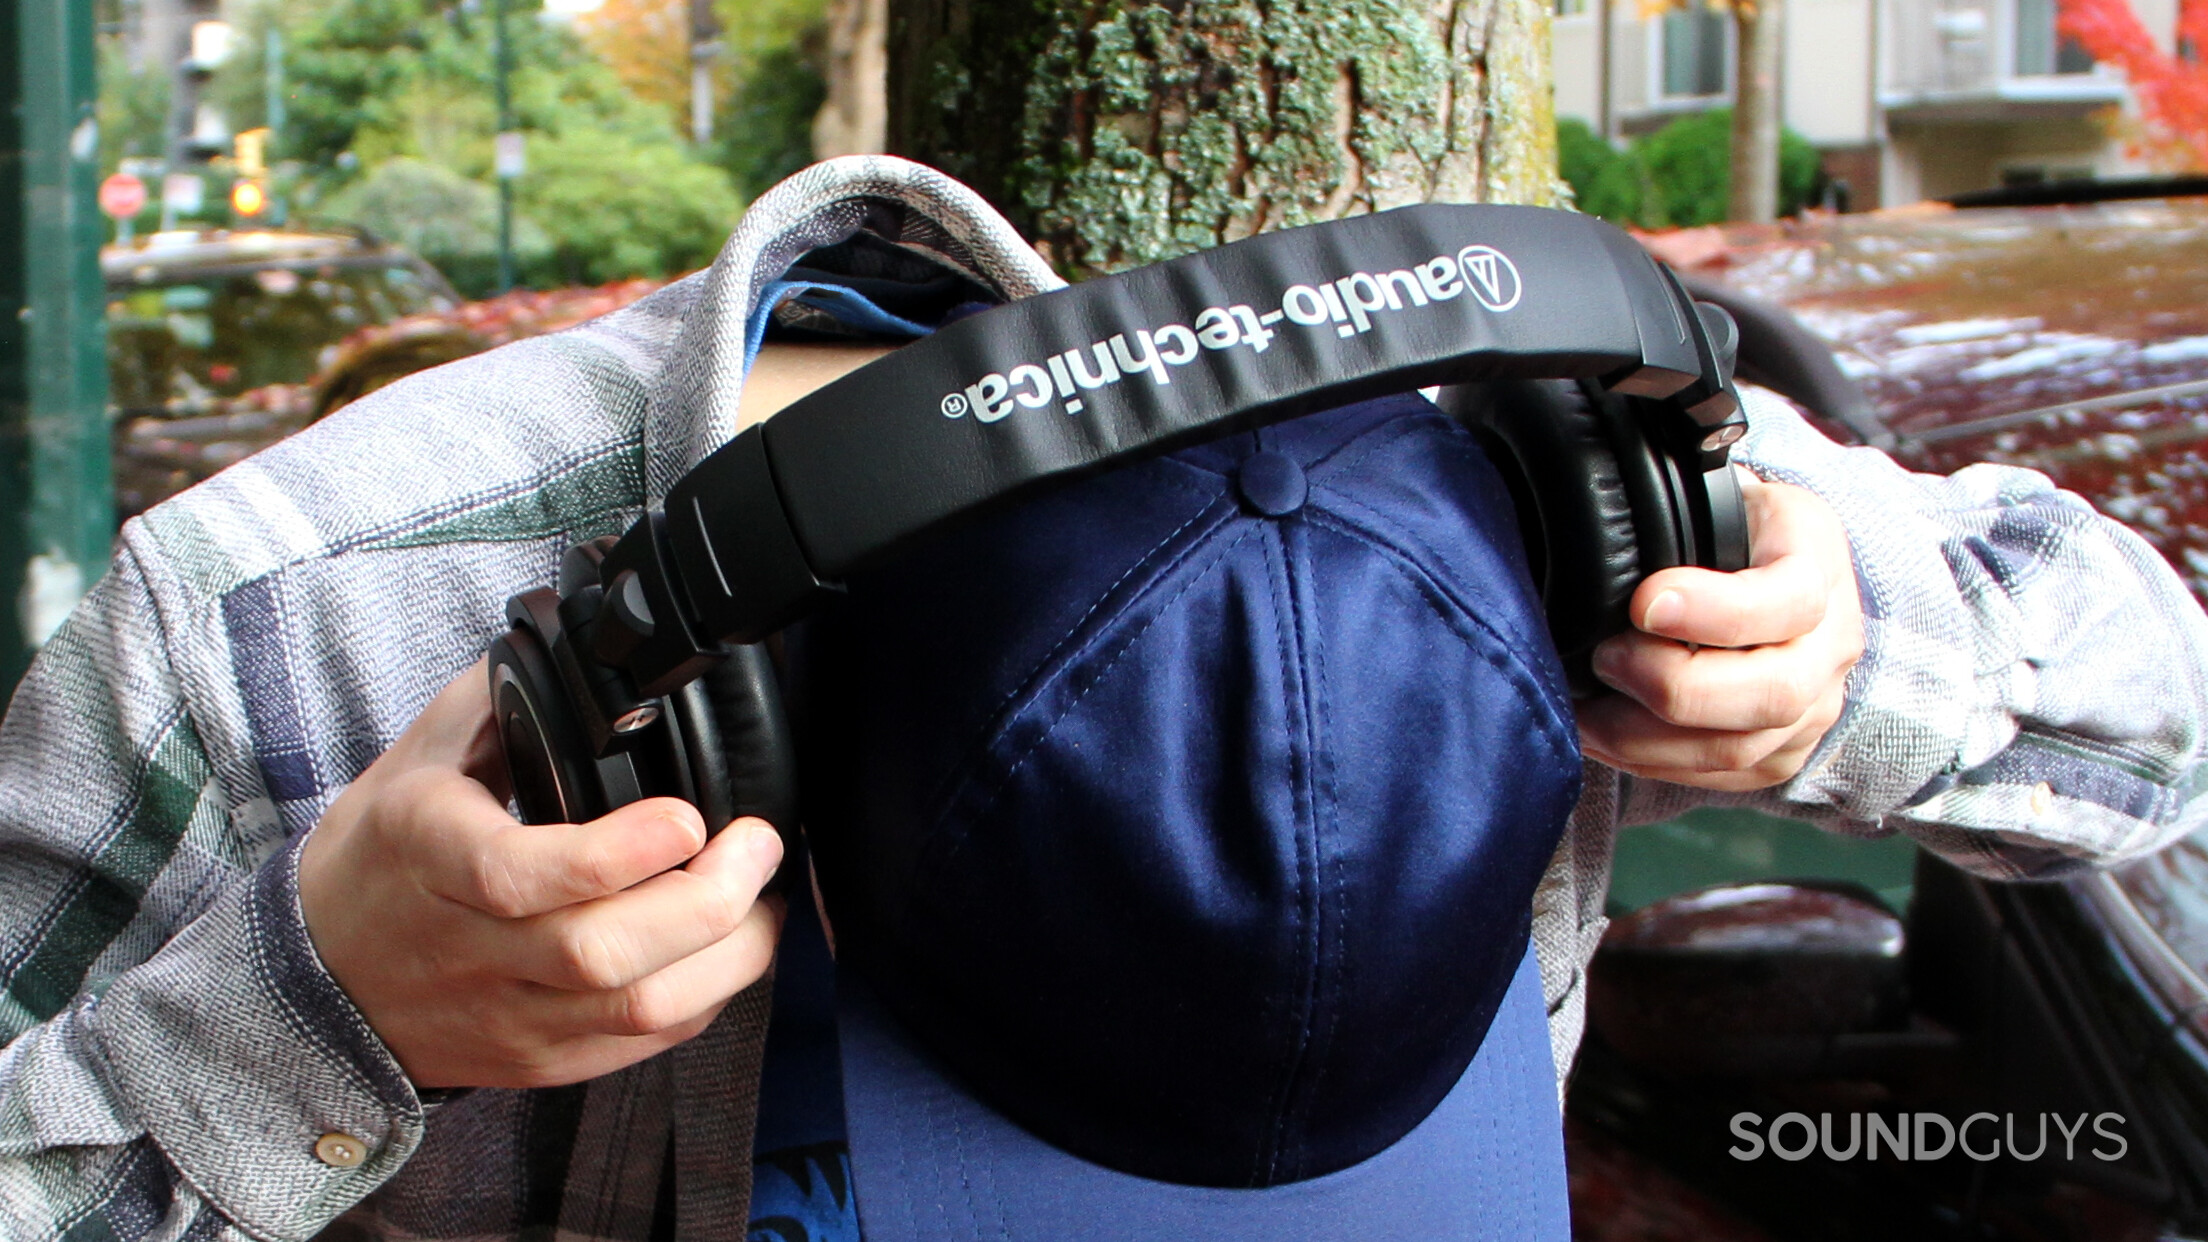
{"left": 1557, "top": 110, "right": 1820, "bottom": 230}
{"left": 94, "top": 39, "right": 171, "bottom": 175}
{"left": 711, "top": 0, "right": 828, "bottom": 198}
{"left": 518, "top": 131, "right": 743, "bottom": 283}
{"left": 201, "top": 0, "right": 742, "bottom": 291}
{"left": 718, "top": 37, "right": 827, "bottom": 198}
{"left": 1557, "top": 117, "right": 1642, "bottom": 223}
{"left": 319, "top": 157, "right": 557, "bottom": 287}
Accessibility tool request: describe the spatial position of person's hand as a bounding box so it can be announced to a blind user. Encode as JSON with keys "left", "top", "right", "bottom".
{"left": 1576, "top": 472, "right": 1864, "bottom": 791}
{"left": 298, "top": 660, "right": 785, "bottom": 1090}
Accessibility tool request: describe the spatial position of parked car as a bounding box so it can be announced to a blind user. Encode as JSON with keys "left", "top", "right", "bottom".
{"left": 105, "top": 228, "right": 462, "bottom": 516}
{"left": 1649, "top": 191, "right": 2208, "bottom": 606}
{"left": 1572, "top": 188, "right": 2208, "bottom": 1242}
{"left": 108, "top": 237, "right": 660, "bottom": 520}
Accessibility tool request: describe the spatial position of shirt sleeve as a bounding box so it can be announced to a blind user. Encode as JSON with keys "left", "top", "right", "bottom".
{"left": 1619, "top": 387, "right": 2208, "bottom": 880}
{"left": 0, "top": 543, "right": 427, "bottom": 1241}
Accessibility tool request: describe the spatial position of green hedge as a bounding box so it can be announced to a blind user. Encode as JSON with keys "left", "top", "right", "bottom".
{"left": 1559, "top": 110, "right": 1824, "bottom": 229}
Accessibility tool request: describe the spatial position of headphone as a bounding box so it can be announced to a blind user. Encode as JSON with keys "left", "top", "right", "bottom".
{"left": 489, "top": 204, "right": 1753, "bottom": 841}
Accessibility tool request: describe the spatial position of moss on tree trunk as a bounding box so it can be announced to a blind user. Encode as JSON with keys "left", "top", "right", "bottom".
{"left": 887, "top": 0, "right": 1563, "bottom": 279}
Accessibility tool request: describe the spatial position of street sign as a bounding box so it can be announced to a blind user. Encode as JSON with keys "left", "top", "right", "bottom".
{"left": 495, "top": 130, "right": 525, "bottom": 180}
{"left": 162, "top": 173, "right": 204, "bottom": 215}
{"left": 98, "top": 172, "right": 147, "bottom": 220}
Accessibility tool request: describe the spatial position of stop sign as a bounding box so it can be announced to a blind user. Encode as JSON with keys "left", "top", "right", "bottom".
{"left": 99, "top": 173, "right": 147, "bottom": 220}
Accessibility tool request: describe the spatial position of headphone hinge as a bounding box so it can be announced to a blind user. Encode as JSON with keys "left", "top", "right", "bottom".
{"left": 596, "top": 510, "right": 728, "bottom": 700}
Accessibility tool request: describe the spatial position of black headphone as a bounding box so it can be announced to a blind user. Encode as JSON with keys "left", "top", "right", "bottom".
{"left": 489, "top": 204, "right": 1754, "bottom": 842}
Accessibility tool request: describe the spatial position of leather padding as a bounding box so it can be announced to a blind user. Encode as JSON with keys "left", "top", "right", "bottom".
{"left": 670, "top": 643, "right": 801, "bottom": 865}
{"left": 1441, "top": 379, "right": 1682, "bottom": 694}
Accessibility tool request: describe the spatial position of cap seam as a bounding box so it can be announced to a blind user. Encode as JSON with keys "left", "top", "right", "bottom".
{"left": 922, "top": 523, "right": 1265, "bottom": 880}
{"left": 1303, "top": 506, "right": 1578, "bottom": 766}
{"left": 1253, "top": 524, "right": 1321, "bottom": 1186}
{"left": 1300, "top": 400, "right": 1465, "bottom": 481}
{"left": 1295, "top": 516, "right": 1356, "bottom": 1184}
{"left": 1255, "top": 517, "right": 1360, "bottom": 1186}
{"left": 947, "top": 487, "right": 1230, "bottom": 784}
{"left": 864, "top": 490, "right": 1237, "bottom": 935}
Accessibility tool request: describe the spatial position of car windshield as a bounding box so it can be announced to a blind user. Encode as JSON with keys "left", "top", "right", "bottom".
{"left": 107, "top": 259, "right": 455, "bottom": 415}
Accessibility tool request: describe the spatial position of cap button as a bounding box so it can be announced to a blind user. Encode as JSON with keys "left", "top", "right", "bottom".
{"left": 314, "top": 1132, "right": 369, "bottom": 1169}
{"left": 1236, "top": 451, "right": 1307, "bottom": 518}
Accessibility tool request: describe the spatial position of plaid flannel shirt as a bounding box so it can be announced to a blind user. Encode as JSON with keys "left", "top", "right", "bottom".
{"left": 1, "top": 157, "right": 2204, "bottom": 1241}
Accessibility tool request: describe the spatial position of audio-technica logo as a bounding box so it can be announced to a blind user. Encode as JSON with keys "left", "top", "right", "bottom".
{"left": 937, "top": 244, "right": 1524, "bottom": 422}
{"left": 1457, "top": 244, "right": 1521, "bottom": 311}
{"left": 1728, "top": 1112, "right": 2129, "bottom": 1163}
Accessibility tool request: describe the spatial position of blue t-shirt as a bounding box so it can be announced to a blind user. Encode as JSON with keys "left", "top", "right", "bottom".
{"left": 746, "top": 880, "right": 859, "bottom": 1242}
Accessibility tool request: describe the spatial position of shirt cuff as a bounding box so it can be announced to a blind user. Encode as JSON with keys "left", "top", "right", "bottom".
{"left": 1735, "top": 395, "right": 1979, "bottom": 825}
{"left": 88, "top": 833, "right": 425, "bottom": 1241}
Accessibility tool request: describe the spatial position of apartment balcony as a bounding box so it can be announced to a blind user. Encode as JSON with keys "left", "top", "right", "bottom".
{"left": 1879, "top": 0, "right": 2127, "bottom": 122}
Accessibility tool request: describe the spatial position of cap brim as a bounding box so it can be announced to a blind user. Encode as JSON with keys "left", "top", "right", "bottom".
{"left": 836, "top": 942, "right": 1569, "bottom": 1242}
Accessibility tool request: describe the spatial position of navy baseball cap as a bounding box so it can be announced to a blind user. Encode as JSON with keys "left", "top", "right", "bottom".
{"left": 793, "top": 392, "right": 1583, "bottom": 1241}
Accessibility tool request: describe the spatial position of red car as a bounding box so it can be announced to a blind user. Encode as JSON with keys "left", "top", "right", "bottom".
{"left": 1652, "top": 191, "right": 2208, "bottom": 606}
{"left": 1579, "top": 184, "right": 2208, "bottom": 1242}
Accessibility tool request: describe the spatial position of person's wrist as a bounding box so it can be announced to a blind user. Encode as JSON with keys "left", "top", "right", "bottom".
{"left": 93, "top": 833, "right": 428, "bottom": 1238}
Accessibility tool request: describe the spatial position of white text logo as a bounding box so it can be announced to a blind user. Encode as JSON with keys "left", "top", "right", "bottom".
{"left": 1728, "top": 1112, "right": 2129, "bottom": 1163}
{"left": 940, "top": 243, "right": 1524, "bottom": 421}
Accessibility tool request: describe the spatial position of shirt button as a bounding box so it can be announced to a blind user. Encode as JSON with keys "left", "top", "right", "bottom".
{"left": 2029, "top": 781, "right": 2055, "bottom": 817}
{"left": 314, "top": 1132, "right": 369, "bottom": 1169}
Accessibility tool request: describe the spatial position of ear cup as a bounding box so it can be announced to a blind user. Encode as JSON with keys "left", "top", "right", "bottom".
{"left": 669, "top": 642, "right": 801, "bottom": 880}
{"left": 1439, "top": 379, "right": 1685, "bottom": 695}
{"left": 488, "top": 607, "right": 607, "bottom": 826}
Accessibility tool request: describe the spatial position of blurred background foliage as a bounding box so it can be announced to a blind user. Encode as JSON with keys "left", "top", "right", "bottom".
{"left": 100, "top": 0, "right": 1826, "bottom": 291}
{"left": 100, "top": 0, "right": 830, "bottom": 295}
{"left": 1560, "top": 109, "right": 1824, "bottom": 229}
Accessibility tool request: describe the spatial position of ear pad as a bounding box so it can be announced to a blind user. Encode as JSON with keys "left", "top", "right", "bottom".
{"left": 667, "top": 642, "right": 801, "bottom": 878}
{"left": 1439, "top": 379, "right": 1685, "bottom": 695}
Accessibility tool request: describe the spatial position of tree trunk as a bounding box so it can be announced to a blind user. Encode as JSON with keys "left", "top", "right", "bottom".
{"left": 1728, "top": 0, "right": 1782, "bottom": 222}
{"left": 813, "top": 0, "right": 889, "bottom": 158}
{"left": 885, "top": 0, "right": 1564, "bottom": 279}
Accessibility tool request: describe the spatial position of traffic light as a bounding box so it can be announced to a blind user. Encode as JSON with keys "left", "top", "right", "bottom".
{"left": 230, "top": 179, "right": 267, "bottom": 218}
{"left": 230, "top": 128, "right": 270, "bottom": 221}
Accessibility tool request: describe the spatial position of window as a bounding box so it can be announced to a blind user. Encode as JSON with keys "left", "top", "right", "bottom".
{"left": 2014, "top": 0, "right": 2094, "bottom": 75}
{"left": 2000, "top": 164, "right": 2097, "bottom": 186}
{"left": 1660, "top": 1, "right": 1730, "bottom": 98}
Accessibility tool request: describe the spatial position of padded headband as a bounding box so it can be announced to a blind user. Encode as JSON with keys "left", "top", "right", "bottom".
{"left": 588, "top": 205, "right": 1744, "bottom": 703}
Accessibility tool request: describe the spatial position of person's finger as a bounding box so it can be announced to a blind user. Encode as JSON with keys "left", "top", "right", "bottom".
{"left": 1621, "top": 478, "right": 1853, "bottom": 650}
{"left": 1625, "top": 556, "right": 1828, "bottom": 650}
{"left": 680, "top": 815, "right": 784, "bottom": 887}
{"left": 419, "top": 1003, "right": 730, "bottom": 1091}
{"left": 533, "top": 893, "right": 785, "bottom": 1039}
{"left": 507, "top": 819, "right": 784, "bottom": 990}
{"left": 418, "top": 795, "right": 709, "bottom": 919}
{"left": 1579, "top": 727, "right": 1829, "bottom": 791}
{"left": 1591, "top": 625, "right": 1853, "bottom": 732}
{"left": 1577, "top": 694, "right": 1803, "bottom": 774}
{"left": 1580, "top": 757, "right": 1810, "bottom": 793}
{"left": 1580, "top": 684, "right": 1842, "bottom": 790}
{"left": 553, "top": 1008, "right": 726, "bottom": 1083}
